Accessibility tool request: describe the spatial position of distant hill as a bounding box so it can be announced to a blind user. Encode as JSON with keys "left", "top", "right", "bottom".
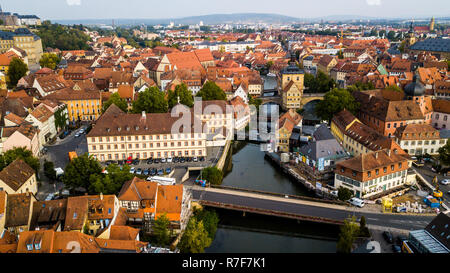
{"left": 53, "top": 13, "right": 450, "bottom": 26}
{"left": 54, "top": 13, "right": 301, "bottom": 26}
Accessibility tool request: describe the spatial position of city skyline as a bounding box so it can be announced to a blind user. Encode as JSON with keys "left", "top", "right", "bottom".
{"left": 0, "top": 0, "right": 449, "bottom": 21}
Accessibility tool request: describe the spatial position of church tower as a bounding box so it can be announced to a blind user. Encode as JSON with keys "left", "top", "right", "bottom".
{"left": 430, "top": 17, "right": 435, "bottom": 31}
{"left": 405, "top": 21, "right": 416, "bottom": 48}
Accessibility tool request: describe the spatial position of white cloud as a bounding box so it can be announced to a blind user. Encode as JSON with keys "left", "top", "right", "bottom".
{"left": 66, "top": 0, "right": 81, "bottom": 6}
{"left": 366, "top": 0, "right": 381, "bottom": 6}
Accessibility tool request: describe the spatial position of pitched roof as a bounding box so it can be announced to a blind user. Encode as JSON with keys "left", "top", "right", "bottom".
{"left": 0, "top": 159, "right": 35, "bottom": 192}
{"left": 337, "top": 149, "right": 408, "bottom": 172}
{"left": 64, "top": 196, "right": 88, "bottom": 231}
{"left": 155, "top": 185, "right": 183, "bottom": 221}
{"left": 29, "top": 103, "right": 53, "bottom": 123}
{"left": 5, "top": 193, "right": 35, "bottom": 227}
{"left": 110, "top": 226, "right": 140, "bottom": 241}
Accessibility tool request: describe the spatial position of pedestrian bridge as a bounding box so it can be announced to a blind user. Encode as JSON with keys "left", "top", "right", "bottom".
{"left": 190, "top": 185, "right": 434, "bottom": 230}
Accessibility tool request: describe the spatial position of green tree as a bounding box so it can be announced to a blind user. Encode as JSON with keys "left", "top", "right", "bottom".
{"left": 178, "top": 218, "right": 212, "bottom": 253}
{"left": 337, "top": 216, "right": 360, "bottom": 253}
{"left": 44, "top": 160, "right": 57, "bottom": 180}
{"left": 102, "top": 92, "right": 128, "bottom": 113}
{"left": 87, "top": 164, "right": 133, "bottom": 195}
{"left": 62, "top": 153, "right": 102, "bottom": 190}
{"left": 304, "top": 71, "right": 335, "bottom": 93}
{"left": 337, "top": 186, "right": 353, "bottom": 201}
{"left": 153, "top": 213, "right": 171, "bottom": 246}
{"left": 265, "top": 61, "right": 274, "bottom": 69}
{"left": 0, "top": 147, "right": 40, "bottom": 173}
{"left": 7, "top": 57, "right": 28, "bottom": 89}
{"left": 201, "top": 167, "right": 223, "bottom": 185}
{"left": 315, "top": 88, "right": 360, "bottom": 121}
{"left": 36, "top": 23, "right": 91, "bottom": 50}
{"left": 39, "top": 53, "right": 61, "bottom": 70}
{"left": 399, "top": 40, "right": 406, "bottom": 53}
{"left": 196, "top": 81, "right": 227, "bottom": 101}
{"left": 248, "top": 96, "right": 262, "bottom": 110}
{"left": 167, "top": 83, "right": 194, "bottom": 108}
{"left": 131, "top": 86, "right": 168, "bottom": 113}
{"left": 194, "top": 208, "right": 219, "bottom": 240}
{"left": 438, "top": 141, "right": 450, "bottom": 166}
{"left": 54, "top": 106, "right": 68, "bottom": 131}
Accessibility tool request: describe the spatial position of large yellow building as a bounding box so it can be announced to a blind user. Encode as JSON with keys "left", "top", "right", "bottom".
{"left": 45, "top": 88, "right": 102, "bottom": 122}
{"left": 0, "top": 28, "right": 43, "bottom": 64}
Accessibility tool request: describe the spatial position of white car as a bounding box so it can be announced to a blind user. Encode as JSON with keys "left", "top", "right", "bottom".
{"left": 160, "top": 158, "right": 167, "bottom": 163}
{"left": 129, "top": 167, "right": 135, "bottom": 174}
{"left": 45, "top": 193, "right": 55, "bottom": 201}
{"left": 193, "top": 157, "right": 198, "bottom": 162}
{"left": 167, "top": 157, "right": 173, "bottom": 163}
{"left": 74, "top": 133, "right": 80, "bottom": 138}
{"left": 441, "top": 179, "right": 450, "bottom": 185}
{"left": 349, "top": 197, "right": 365, "bottom": 208}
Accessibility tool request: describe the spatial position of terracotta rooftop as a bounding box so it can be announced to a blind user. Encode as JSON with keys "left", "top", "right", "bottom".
{"left": 0, "top": 159, "right": 35, "bottom": 192}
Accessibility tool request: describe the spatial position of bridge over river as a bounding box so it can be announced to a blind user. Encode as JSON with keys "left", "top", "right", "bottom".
{"left": 191, "top": 186, "right": 435, "bottom": 232}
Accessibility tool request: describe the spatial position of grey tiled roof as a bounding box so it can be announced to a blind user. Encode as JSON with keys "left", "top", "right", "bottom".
{"left": 410, "top": 38, "right": 450, "bottom": 53}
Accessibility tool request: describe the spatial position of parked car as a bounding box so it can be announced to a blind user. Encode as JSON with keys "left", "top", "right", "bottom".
{"left": 187, "top": 157, "right": 193, "bottom": 162}
{"left": 157, "top": 169, "right": 164, "bottom": 175}
{"left": 160, "top": 158, "right": 167, "bottom": 163}
{"left": 146, "top": 158, "right": 153, "bottom": 164}
{"left": 396, "top": 236, "right": 407, "bottom": 245}
{"left": 173, "top": 157, "right": 179, "bottom": 163}
{"left": 349, "top": 197, "right": 365, "bottom": 208}
{"left": 45, "top": 193, "right": 55, "bottom": 201}
{"left": 167, "top": 157, "right": 173, "bottom": 163}
{"left": 180, "top": 157, "right": 186, "bottom": 163}
{"left": 132, "top": 159, "right": 140, "bottom": 165}
{"left": 129, "top": 167, "right": 135, "bottom": 174}
{"left": 143, "top": 169, "right": 149, "bottom": 176}
{"left": 383, "top": 231, "right": 393, "bottom": 244}
{"left": 447, "top": 190, "right": 450, "bottom": 195}
{"left": 440, "top": 179, "right": 450, "bottom": 185}
{"left": 74, "top": 133, "right": 80, "bottom": 138}
{"left": 154, "top": 158, "right": 160, "bottom": 164}
{"left": 193, "top": 157, "right": 198, "bottom": 162}
{"left": 166, "top": 167, "right": 172, "bottom": 174}
{"left": 150, "top": 168, "right": 157, "bottom": 176}
{"left": 392, "top": 245, "right": 402, "bottom": 253}
{"left": 199, "top": 156, "right": 205, "bottom": 162}
{"left": 136, "top": 168, "right": 142, "bottom": 175}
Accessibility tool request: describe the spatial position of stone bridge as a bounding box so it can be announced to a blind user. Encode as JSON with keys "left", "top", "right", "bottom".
{"left": 259, "top": 92, "right": 326, "bottom": 108}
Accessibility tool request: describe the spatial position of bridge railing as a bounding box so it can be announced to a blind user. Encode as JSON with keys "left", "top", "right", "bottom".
{"left": 209, "top": 184, "right": 349, "bottom": 206}
{"left": 199, "top": 200, "right": 345, "bottom": 225}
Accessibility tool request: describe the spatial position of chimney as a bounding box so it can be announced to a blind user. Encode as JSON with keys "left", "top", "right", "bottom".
{"left": 387, "top": 149, "right": 391, "bottom": 157}
{"left": 375, "top": 152, "right": 378, "bottom": 159}
{"left": 100, "top": 192, "right": 103, "bottom": 200}
{"left": 141, "top": 111, "right": 146, "bottom": 122}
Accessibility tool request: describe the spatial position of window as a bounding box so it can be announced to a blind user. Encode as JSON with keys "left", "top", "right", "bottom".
{"left": 383, "top": 167, "right": 387, "bottom": 173}
{"left": 391, "top": 165, "right": 394, "bottom": 171}
{"left": 367, "top": 171, "right": 371, "bottom": 178}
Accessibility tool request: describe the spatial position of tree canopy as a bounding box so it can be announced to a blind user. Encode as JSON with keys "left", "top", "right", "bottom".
{"left": 153, "top": 213, "right": 171, "bottom": 246}
{"left": 337, "top": 186, "right": 353, "bottom": 201}
{"left": 88, "top": 164, "right": 133, "bottom": 194}
{"left": 167, "top": 83, "right": 194, "bottom": 108}
{"left": 315, "top": 88, "right": 360, "bottom": 121}
{"left": 0, "top": 147, "right": 40, "bottom": 173}
{"left": 304, "top": 71, "right": 335, "bottom": 93}
{"left": 337, "top": 216, "right": 360, "bottom": 253}
{"left": 36, "top": 23, "right": 91, "bottom": 50}
{"left": 102, "top": 92, "right": 129, "bottom": 113}
{"left": 7, "top": 58, "right": 28, "bottom": 89}
{"left": 196, "top": 81, "right": 227, "bottom": 101}
{"left": 201, "top": 167, "right": 223, "bottom": 185}
{"left": 39, "top": 53, "right": 61, "bottom": 70}
{"left": 178, "top": 218, "right": 212, "bottom": 253}
{"left": 131, "top": 87, "right": 168, "bottom": 114}
{"left": 63, "top": 153, "right": 102, "bottom": 191}
{"left": 438, "top": 141, "right": 450, "bottom": 166}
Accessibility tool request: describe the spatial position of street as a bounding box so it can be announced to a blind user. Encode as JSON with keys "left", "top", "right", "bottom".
{"left": 412, "top": 162, "right": 450, "bottom": 209}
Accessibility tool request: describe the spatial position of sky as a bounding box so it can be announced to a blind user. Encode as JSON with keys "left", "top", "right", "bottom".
{"left": 1, "top": 0, "right": 449, "bottom": 20}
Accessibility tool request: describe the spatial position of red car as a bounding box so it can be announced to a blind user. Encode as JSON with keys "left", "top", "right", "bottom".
{"left": 126, "top": 156, "right": 133, "bottom": 165}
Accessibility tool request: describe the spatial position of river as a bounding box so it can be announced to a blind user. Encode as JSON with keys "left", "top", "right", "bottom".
{"left": 205, "top": 142, "right": 339, "bottom": 253}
